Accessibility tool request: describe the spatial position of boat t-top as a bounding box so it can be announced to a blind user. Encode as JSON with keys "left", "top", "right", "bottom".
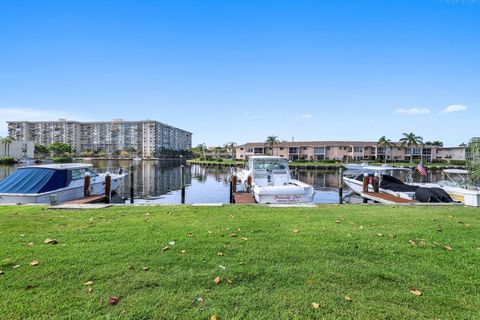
{"left": 0, "top": 163, "right": 127, "bottom": 204}
{"left": 343, "top": 166, "right": 454, "bottom": 203}
{"left": 235, "top": 156, "right": 315, "bottom": 204}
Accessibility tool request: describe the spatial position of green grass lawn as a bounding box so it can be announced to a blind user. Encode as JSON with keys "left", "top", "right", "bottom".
{"left": 1, "top": 205, "right": 479, "bottom": 319}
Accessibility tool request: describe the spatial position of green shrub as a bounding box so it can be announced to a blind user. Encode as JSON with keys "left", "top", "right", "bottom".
{"left": 52, "top": 156, "right": 73, "bottom": 163}
{"left": 450, "top": 160, "right": 466, "bottom": 166}
{"left": 0, "top": 157, "right": 15, "bottom": 164}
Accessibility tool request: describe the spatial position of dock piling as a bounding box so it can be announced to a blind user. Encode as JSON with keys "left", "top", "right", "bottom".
{"left": 180, "top": 165, "right": 186, "bottom": 204}
{"left": 129, "top": 165, "right": 134, "bottom": 204}
{"left": 105, "top": 172, "right": 111, "bottom": 203}
{"left": 338, "top": 167, "right": 344, "bottom": 204}
{"left": 83, "top": 173, "right": 91, "bottom": 197}
{"left": 362, "top": 173, "right": 369, "bottom": 204}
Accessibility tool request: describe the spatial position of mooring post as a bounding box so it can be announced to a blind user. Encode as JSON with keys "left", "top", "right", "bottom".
{"left": 129, "top": 164, "right": 134, "bottom": 204}
{"left": 83, "top": 173, "right": 91, "bottom": 198}
{"left": 229, "top": 177, "right": 234, "bottom": 204}
{"left": 338, "top": 166, "right": 344, "bottom": 204}
{"left": 373, "top": 173, "right": 380, "bottom": 193}
{"left": 180, "top": 164, "right": 186, "bottom": 204}
{"left": 362, "top": 173, "right": 369, "bottom": 203}
{"left": 105, "top": 172, "right": 111, "bottom": 203}
{"left": 247, "top": 176, "right": 252, "bottom": 193}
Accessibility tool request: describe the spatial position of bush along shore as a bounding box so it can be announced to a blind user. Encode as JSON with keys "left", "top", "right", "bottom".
{"left": 0, "top": 205, "right": 478, "bottom": 319}
{"left": 187, "top": 159, "right": 466, "bottom": 170}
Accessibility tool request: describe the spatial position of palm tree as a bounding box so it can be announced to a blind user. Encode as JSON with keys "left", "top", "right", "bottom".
{"left": 224, "top": 142, "right": 237, "bottom": 160}
{"left": 5, "top": 136, "right": 15, "bottom": 157}
{"left": 399, "top": 132, "right": 424, "bottom": 163}
{"left": 467, "top": 138, "right": 480, "bottom": 185}
{"left": 377, "top": 136, "right": 395, "bottom": 163}
{"left": 265, "top": 136, "right": 280, "bottom": 155}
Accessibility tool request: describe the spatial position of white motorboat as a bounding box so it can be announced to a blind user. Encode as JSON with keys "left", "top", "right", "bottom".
{"left": 416, "top": 169, "right": 480, "bottom": 207}
{"left": 235, "top": 156, "right": 315, "bottom": 204}
{"left": 343, "top": 166, "right": 455, "bottom": 203}
{"left": 0, "top": 163, "right": 127, "bottom": 204}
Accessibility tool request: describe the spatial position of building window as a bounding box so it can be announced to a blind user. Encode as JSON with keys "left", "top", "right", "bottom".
{"left": 279, "top": 147, "right": 284, "bottom": 150}
{"left": 354, "top": 147, "right": 363, "bottom": 153}
{"left": 314, "top": 147, "right": 325, "bottom": 154}
{"left": 289, "top": 147, "right": 299, "bottom": 154}
{"left": 254, "top": 147, "right": 264, "bottom": 154}
{"left": 247, "top": 148, "right": 254, "bottom": 153}
{"left": 240, "top": 148, "right": 244, "bottom": 151}
{"left": 302, "top": 147, "right": 307, "bottom": 151}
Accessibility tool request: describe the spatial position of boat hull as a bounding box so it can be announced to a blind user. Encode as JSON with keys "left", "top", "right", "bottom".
{"left": 0, "top": 176, "right": 124, "bottom": 204}
{"left": 252, "top": 180, "right": 315, "bottom": 204}
{"left": 343, "top": 177, "right": 414, "bottom": 200}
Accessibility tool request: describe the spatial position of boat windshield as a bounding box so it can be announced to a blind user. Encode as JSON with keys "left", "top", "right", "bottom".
{"left": 252, "top": 158, "right": 289, "bottom": 171}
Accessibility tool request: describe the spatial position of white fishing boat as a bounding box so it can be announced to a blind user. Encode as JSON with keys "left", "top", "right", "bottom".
{"left": 0, "top": 163, "right": 127, "bottom": 204}
{"left": 343, "top": 166, "right": 455, "bottom": 203}
{"left": 416, "top": 169, "right": 480, "bottom": 206}
{"left": 235, "top": 156, "right": 315, "bottom": 204}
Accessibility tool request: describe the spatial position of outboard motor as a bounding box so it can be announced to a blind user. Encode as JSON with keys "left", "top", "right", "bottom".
{"left": 415, "top": 187, "right": 454, "bottom": 203}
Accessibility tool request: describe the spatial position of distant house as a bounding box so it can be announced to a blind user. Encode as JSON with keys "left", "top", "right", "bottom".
{"left": 0, "top": 140, "right": 35, "bottom": 160}
{"left": 236, "top": 140, "right": 466, "bottom": 162}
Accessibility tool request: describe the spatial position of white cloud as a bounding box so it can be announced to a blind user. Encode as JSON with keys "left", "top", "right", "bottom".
{"left": 394, "top": 108, "right": 431, "bottom": 115}
{"left": 440, "top": 104, "right": 467, "bottom": 114}
{"left": 291, "top": 113, "right": 314, "bottom": 121}
{"left": 301, "top": 113, "right": 313, "bottom": 119}
{"left": 0, "top": 107, "right": 88, "bottom": 136}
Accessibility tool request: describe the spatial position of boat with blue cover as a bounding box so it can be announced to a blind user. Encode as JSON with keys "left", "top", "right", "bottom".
{"left": 0, "top": 163, "right": 127, "bottom": 204}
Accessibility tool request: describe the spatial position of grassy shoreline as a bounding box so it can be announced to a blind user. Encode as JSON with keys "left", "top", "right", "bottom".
{"left": 188, "top": 159, "right": 465, "bottom": 169}
{"left": 1, "top": 205, "right": 479, "bottom": 319}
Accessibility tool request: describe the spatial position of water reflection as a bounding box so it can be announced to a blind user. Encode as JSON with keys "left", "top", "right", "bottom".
{"left": 0, "top": 160, "right": 448, "bottom": 204}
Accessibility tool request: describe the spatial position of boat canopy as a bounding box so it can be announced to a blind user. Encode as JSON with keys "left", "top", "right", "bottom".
{"left": 0, "top": 167, "right": 69, "bottom": 194}
{"left": 362, "top": 166, "right": 412, "bottom": 171}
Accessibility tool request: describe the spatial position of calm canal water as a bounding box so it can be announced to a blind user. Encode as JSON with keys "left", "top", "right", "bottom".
{"left": 0, "top": 160, "right": 447, "bottom": 204}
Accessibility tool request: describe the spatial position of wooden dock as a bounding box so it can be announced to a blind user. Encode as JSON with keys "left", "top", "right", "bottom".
{"left": 62, "top": 195, "right": 107, "bottom": 205}
{"left": 361, "top": 192, "right": 418, "bottom": 204}
{"left": 233, "top": 192, "right": 256, "bottom": 204}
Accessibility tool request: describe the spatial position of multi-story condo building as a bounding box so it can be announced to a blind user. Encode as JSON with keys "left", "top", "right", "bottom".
{"left": 236, "top": 141, "right": 465, "bottom": 162}
{"left": 7, "top": 119, "right": 192, "bottom": 158}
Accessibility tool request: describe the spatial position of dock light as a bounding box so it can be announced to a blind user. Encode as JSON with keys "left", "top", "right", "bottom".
{"left": 84, "top": 172, "right": 91, "bottom": 177}
{"left": 105, "top": 171, "right": 111, "bottom": 176}
{"left": 364, "top": 173, "right": 369, "bottom": 177}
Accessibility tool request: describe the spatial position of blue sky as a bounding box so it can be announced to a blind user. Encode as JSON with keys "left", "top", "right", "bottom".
{"left": 0, "top": 0, "right": 478, "bottom": 147}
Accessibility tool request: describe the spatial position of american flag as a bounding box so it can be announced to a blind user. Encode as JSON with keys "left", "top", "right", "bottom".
{"left": 416, "top": 161, "right": 427, "bottom": 176}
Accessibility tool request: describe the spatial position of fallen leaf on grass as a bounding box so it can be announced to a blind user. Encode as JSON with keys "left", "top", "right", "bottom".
{"left": 389, "top": 234, "right": 397, "bottom": 239}
{"left": 241, "top": 237, "right": 248, "bottom": 241}
{"left": 208, "top": 231, "right": 213, "bottom": 234}
{"left": 84, "top": 281, "right": 94, "bottom": 286}
{"left": 27, "top": 242, "right": 34, "bottom": 247}
{"left": 30, "top": 260, "right": 39, "bottom": 267}
{"left": 0, "top": 270, "right": 4, "bottom": 275}
{"left": 229, "top": 233, "right": 237, "bottom": 238}
{"left": 211, "top": 316, "right": 218, "bottom": 320}
{"left": 444, "top": 245, "right": 452, "bottom": 251}
{"left": 168, "top": 241, "right": 176, "bottom": 246}
{"left": 335, "top": 220, "right": 341, "bottom": 224}
{"left": 20, "top": 234, "right": 26, "bottom": 237}
{"left": 108, "top": 296, "right": 120, "bottom": 305}
{"left": 344, "top": 296, "right": 352, "bottom": 302}
{"left": 432, "top": 242, "right": 439, "bottom": 247}
{"left": 217, "top": 252, "right": 224, "bottom": 256}
{"left": 293, "top": 229, "right": 300, "bottom": 234}
{"left": 44, "top": 239, "right": 58, "bottom": 245}
{"left": 162, "top": 246, "right": 171, "bottom": 251}
{"left": 218, "top": 265, "right": 226, "bottom": 270}
{"left": 409, "top": 240, "right": 417, "bottom": 246}
{"left": 377, "top": 233, "right": 384, "bottom": 237}
{"left": 410, "top": 288, "right": 422, "bottom": 296}
{"left": 226, "top": 278, "right": 233, "bottom": 284}
{"left": 239, "top": 262, "right": 246, "bottom": 265}
{"left": 12, "top": 265, "right": 20, "bottom": 269}
{"left": 213, "top": 276, "right": 221, "bottom": 284}
{"left": 142, "top": 267, "right": 149, "bottom": 271}
{"left": 181, "top": 250, "right": 187, "bottom": 254}
{"left": 87, "top": 287, "right": 93, "bottom": 294}
{"left": 187, "top": 233, "right": 193, "bottom": 237}
{"left": 311, "top": 302, "right": 321, "bottom": 309}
